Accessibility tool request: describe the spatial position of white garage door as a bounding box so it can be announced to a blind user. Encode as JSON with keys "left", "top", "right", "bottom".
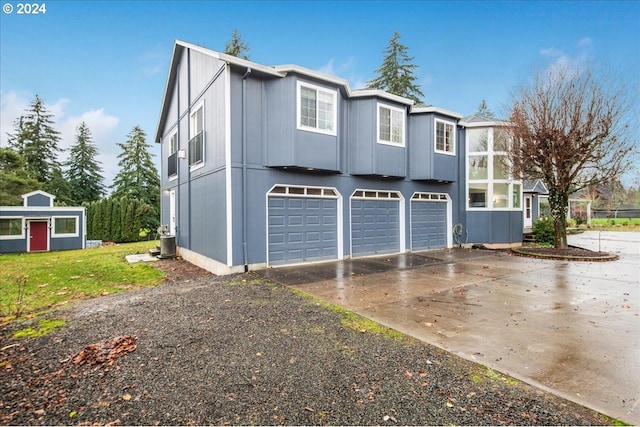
{"left": 268, "top": 186, "right": 339, "bottom": 266}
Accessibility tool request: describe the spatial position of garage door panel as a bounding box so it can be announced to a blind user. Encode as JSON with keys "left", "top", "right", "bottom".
{"left": 268, "top": 196, "right": 338, "bottom": 266}
{"left": 351, "top": 199, "right": 400, "bottom": 256}
{"left": 411, "top": 201, "right": 447, "bottom": 250}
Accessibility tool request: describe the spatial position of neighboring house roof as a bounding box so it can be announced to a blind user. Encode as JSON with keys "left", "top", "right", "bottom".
{"left": 155, "top": 39, "right": 463, "bottom": 143}
{"left": 460, "top": 114, "right": 508, "bottom": 127}
{"left": 523, "top": 179, "right": 549, "bottom": 195}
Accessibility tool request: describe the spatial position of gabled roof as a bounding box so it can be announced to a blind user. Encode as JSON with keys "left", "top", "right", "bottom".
{"left": 21, "top": 190, "right": 55, "bottom": 206}
{"left": 155, "top": 40, "right": 463, "bottom": 143}
{"left": 523, "top": 179, "right": 549, "bottom": 194}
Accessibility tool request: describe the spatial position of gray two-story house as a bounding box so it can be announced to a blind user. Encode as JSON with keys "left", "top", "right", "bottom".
{"left": 155, "top": 40, "right": 523, "bottom": 275}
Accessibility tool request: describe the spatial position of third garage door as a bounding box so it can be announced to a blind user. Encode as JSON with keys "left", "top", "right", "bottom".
{"left": 351, "top": 190, "right": 402, "bottom": 257}
{"left": 410, "top": 193, "right": 449, "bottom": 250}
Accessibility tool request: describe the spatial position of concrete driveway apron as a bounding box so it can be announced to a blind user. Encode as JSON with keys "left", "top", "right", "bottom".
{"left": 259, "top": 231, "right": 640, "bottom": 425}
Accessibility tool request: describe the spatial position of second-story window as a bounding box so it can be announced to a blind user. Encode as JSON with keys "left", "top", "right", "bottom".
{"left": 435, "top": 119, "right": 456, "bottom": 155}
{"left": 297, "top": 81, "right": 337, "bottom": 136}
{"left": 189, "top": 102, "right": 204, "bottom": 168}
{"left": 168, "top": 132, "right": 178, "bottom": 178}
{"left": 378, "top": 103, "right": 405, "bottom": 146}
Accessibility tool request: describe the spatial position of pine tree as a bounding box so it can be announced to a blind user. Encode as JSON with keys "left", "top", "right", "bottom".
{"left": 366, "top": 32, "right": 424, "bottom": 104}
{"left": 224, "top": 29, "right": 250, "bottom": 60}
{"left": 111, "top": 126, "right": 160, "bottom": 231}
{"left": 0, "top": 147, "right": 39, "bottom": 205}
{"left": 475, "top": 100, "right": 496, "bottom": 119}
{"left": 43, "top": 166, "right": 74, "bottom": 205}
{"left": 7, "top": 95, "right": 63, "bottom": 183}
{"left": 65, "top": 122, "right": 105, "bottom": 204}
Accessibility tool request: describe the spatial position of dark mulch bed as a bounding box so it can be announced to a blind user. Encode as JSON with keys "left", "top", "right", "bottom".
{"left": 0, "top": 259, "right": 614, "bottom": 426}
{"left": 511, "top": 245, "right": 618, "bottom": 261}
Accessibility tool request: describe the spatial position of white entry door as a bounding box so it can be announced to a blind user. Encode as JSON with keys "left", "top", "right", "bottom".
{"left": 524, "top": 195, "right": 532, "bottom": 228}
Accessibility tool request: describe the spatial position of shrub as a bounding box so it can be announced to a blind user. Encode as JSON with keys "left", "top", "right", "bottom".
{"left": 532, "top": 216, "right": 555, "bottom": 246}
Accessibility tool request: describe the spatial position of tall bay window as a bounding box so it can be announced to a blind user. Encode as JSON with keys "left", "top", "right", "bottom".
{"left": 467, "top": 127, "right": 521, "bottom": 209}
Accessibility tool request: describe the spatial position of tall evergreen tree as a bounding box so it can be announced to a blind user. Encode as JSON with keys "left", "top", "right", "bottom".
{"left": 475, "top": 100, "right": 496, "bottom": 118}
{"left": 65, "top": 122, "right": 105, "bottom": 203}
{"left": 7, "top": 95, "right": 63, "bottom": 183}
{"left": 366, "top": 32, "right": 424, "bottom": 104}
{"left": 111, "top": 126, "right": 160, "bottom": 231}
{"left": 43, "top": 166, "right": 75, "bottom": 206}
{"left": 224, "top": 29, "right": 250, "bottom": 60}
{"left": 0, "top": 147, "right": 39, "bottom": 205}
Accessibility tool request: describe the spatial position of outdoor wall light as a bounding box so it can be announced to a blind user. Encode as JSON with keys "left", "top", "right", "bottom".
{"left": 178, "top": 149, "right": 186, "bottom": 159}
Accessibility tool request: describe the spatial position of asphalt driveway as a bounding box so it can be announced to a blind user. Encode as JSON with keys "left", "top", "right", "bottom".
{"left": 260, "top": 231, "right": 640, "bottom": 425}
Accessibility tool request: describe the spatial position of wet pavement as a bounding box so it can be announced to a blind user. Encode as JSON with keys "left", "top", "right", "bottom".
{"left": 259, "top": 231, "right": 640, "bottom": 424}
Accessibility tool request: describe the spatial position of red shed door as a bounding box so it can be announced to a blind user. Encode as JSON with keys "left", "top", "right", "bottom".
{"left": 29, "top": 221, "right": 48, "bottom": 252}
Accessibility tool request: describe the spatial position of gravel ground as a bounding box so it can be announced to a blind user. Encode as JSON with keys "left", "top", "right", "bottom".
{"left": 1, "top": 259, "right": 613, "bottom": 426}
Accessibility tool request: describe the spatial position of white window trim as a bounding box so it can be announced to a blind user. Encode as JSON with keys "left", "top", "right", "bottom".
{"left": 296, "top": 81, "right": 338, "bottom": 136}
{"left": 377, "top": 103, "right": 405, "bottom": 147}
{"left": 189, "top": 100, "right": 205, "bottom": 172}
{"left": 434, "top": 118, "right": 456, "bottom": 156}
{"left": 52, "top": 216, "right": 79, "bottom": 238}
{"left": 168, "top": 129, "right": 179, "bottom": 181}
{"left": 466, "top": 127, "right": 522, "bottom": 211}
{"left": 0, "top": 216, "right": 25, "bottom": 240}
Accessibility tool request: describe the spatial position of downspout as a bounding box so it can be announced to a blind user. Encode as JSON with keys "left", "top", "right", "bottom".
{"left": 187, "top": 49, "right": 192, "bottom": 249}
{"left": 242, "top": 67, "right": 252, "bottom": 272}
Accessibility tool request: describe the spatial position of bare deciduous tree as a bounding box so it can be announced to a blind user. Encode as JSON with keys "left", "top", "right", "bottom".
{"left": 507, "top": 65, "right": 634, "bottom": 248}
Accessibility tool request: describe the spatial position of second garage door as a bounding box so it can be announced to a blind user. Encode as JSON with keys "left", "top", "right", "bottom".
{"left": 351, "top": 190, "right": 402, "bottom": 257}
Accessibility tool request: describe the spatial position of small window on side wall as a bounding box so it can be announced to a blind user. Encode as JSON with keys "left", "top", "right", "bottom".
{"left": 189, "top": 103, "right": 205, "bottom": 167}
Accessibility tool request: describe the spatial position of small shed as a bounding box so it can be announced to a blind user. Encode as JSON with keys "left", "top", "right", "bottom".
{"left": 0, "top": 190, "right": 86, "bottom": 253}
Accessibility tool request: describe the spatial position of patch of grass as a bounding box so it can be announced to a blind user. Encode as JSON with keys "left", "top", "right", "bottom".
{"left": 291, "top": 288, "right": 408, "bottom": 341}
{"left": 0, "top": 241, "right": 164, "bottom": 322}
{"left": 12, "top": 318, "right": 65, "bottom": 338}
{"left": 472, "top": 366, "right": 519, "bottom": 386}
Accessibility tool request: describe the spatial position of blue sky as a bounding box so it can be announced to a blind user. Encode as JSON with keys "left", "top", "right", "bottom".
{"left": 1, "top": 0, "right": 638, "bottom": 188}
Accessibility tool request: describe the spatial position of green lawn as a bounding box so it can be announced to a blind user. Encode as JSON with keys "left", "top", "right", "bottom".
{"left": 0, "top": 241, "right": 165, "bottom": 321}
{"left": 586, "top": 218, "right": 640, "bottom": 230}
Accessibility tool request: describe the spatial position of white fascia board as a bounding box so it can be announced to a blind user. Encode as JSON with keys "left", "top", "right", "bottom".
{"left": 274, "top": 64, "right": 350, "bottom": 89}
{"left": 0, "top": 206, "right": 85, "bottom": 213}
{"left": 460, "top": 119, "right": 510, "bottom": 127}
{"left": 410, "top": 106, "right": 463, "bottom": 119}
{"left": 351, "top": 89, "right": 415, "bottom": 106}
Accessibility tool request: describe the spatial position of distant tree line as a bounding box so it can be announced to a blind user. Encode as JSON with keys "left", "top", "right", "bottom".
{"left": 2, "top": 95, "right": 160, "bottom": 241}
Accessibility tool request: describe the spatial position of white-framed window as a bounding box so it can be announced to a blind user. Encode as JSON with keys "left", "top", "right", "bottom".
{"left": 297, "top": 81, "right": 337, "bottom": 136}
{"left": 52, "top": 216, "right": 79, "bottom": 237}
{"left": 189, "top": 101, "right": 205, "bottom": 169}
{"left": 467, "top": 126, "right": 521, "bottom": 210}
{"left": 435, "top": 119, "right": 456, "bottom": 155}
{"left": 0, "top": 217, "right": 24, "bottom": 240}
{"left": 167, "top": 130, "right": 178, "bottom": 179}
{"left": 377, "top": 103, "right": 405, "bottom": 146}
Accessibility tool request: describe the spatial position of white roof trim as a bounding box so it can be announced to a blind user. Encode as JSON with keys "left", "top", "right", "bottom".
{"left": 460, "top": 119, "right": 509, "bottom": 127}
{"left": 351, "top": 89, "right": 414, "bottom": 106}
{"left": 411, "top": 105, "right": 463, "bottom": 119}
{"left": 176, "top": 40, "right": 284, "bottom": 77}
{"left": 274, "top": 64, "right": 350, "bottom": 88}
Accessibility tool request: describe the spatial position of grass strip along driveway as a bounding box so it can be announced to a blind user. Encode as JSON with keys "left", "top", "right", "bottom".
{"left": 0, "top": 243, "right": 620, "bottom": 425}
